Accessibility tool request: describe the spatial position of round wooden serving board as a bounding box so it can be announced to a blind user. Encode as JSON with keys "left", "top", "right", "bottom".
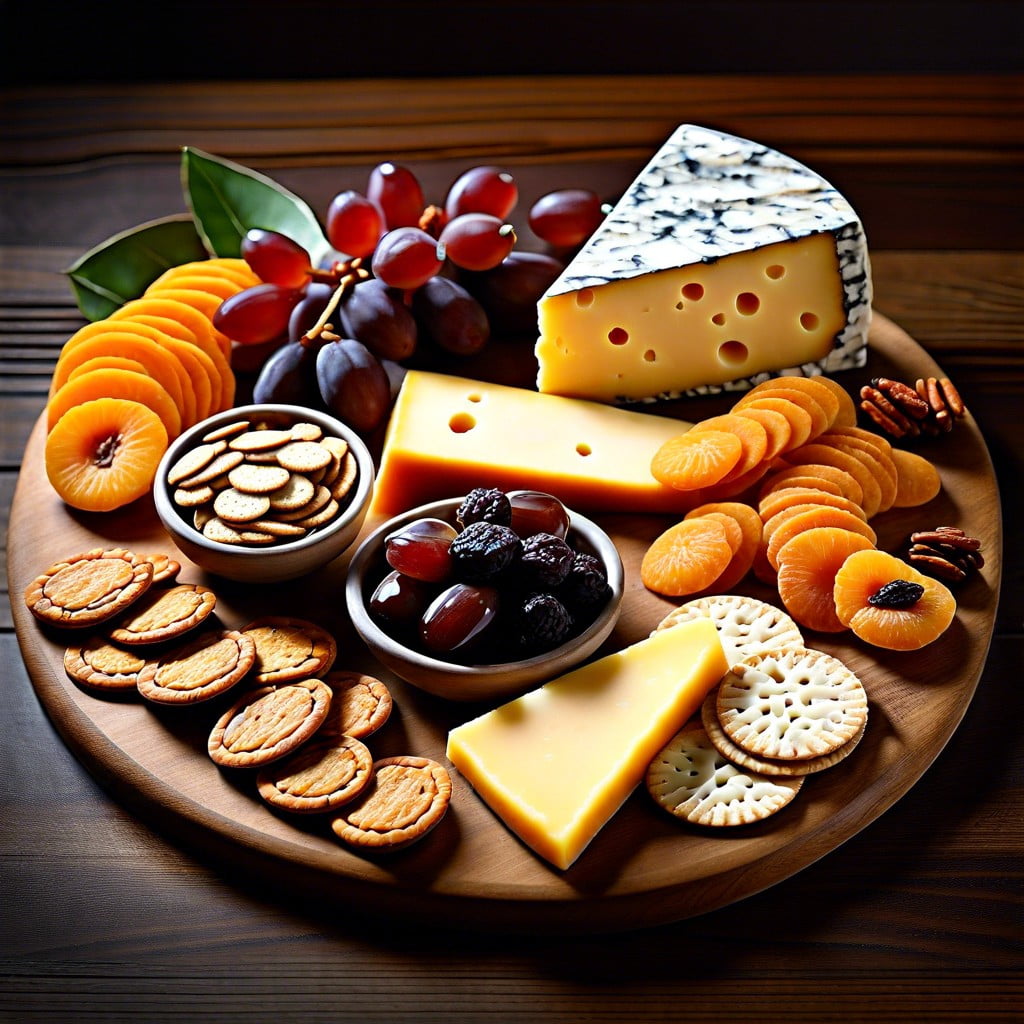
{"left": 7, "top": 312, "right": 1002, "bottom": 933}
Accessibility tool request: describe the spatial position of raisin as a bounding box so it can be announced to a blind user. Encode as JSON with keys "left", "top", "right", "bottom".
{"left": 518, "top": 592, "right": 573, "bottom": 653}
{"left": 449, "top": 520, "right": 521, "bottom": 580}
{"left": 559, "top": 552, "right": 611, "bottom": 611}
{"left": 456, "top": 487, "right": 512, "bottom": 529}
{"left": 868, "top": 579, "right": 925, "bottom": 609}
{"left": 519, "top": 532, "right": 575, "bottom": 587}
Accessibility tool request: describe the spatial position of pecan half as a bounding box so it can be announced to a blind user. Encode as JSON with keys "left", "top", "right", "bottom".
{"left": 908, "top": 527, "right": 983, "bottom": 582}
{"left": 859, "top": 374, "right": 968, "bottom": 440}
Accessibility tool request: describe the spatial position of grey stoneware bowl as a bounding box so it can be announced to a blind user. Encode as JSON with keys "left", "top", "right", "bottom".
{"left": 345, "top": 496, "right": 625, "bottom": 703}
{"left": 154, "top": 404, "right": 374, "bottom": 584}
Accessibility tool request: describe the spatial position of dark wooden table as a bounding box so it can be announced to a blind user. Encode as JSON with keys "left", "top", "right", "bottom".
{"left": 2, "top": 75, "right": 1022, "bottom": 1022}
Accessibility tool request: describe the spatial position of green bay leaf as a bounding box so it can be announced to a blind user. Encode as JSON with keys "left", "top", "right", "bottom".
{"left": 65, "top": 214, "right": 209, "bottom": 321}
{"left": 181, "top": 147, "right": 330, "bottom": 263}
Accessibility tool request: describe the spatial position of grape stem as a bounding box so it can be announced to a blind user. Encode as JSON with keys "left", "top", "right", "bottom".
{"left": 301, "top": 258, "right": 370, "bottom": 346}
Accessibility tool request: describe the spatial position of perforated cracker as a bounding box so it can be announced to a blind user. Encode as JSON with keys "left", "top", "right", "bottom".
{"left": 646, "top": 720, "right": 803, "bottom": 826}
{"left": 716, "top": 647, "right": 868, "bottom": 761}
{"left": 655, "top": 594, "right": 804, "bottom": 667}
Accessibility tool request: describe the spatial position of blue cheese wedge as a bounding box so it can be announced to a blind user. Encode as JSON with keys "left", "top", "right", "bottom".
{"left": 535, "top": 124, "right": 872, "bottom": 403}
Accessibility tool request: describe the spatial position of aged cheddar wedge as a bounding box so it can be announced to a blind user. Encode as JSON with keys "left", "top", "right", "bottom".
{"left": 371, "top": 370, "right": 695, "bottom": 516}
{"left": 445, "top": 617, "right": 728, "bottom": 870}
{"left": 536, "top": 124, "right": 872, "bottom": 403}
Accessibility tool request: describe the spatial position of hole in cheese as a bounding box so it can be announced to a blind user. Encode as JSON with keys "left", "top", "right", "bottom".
{"left": 736, "top": 292, "right": 760, "bottom": 315}
{"left": 576, "top": 288, "right": 595, "bottom": 308}
{"left": 467, "top": 392, "right": 482, "bottom": 403}
{"left": 643, "top": 349, "right": 657, "bottom": 362}
{"left": 681, "top": 283, "right": 704, "bottom": 301}
{"left": 449, "top": 412, "right": 476, "bottom": 433}
{"left": 711, "top": 313, "right": 726, "bottom": 326}
{"left": 576, "top": 442, "right": 592, "bottom": 457}
{"left": 718, "top": 340, "right": 748, "bottom": 366}
{"left": 765, "top": 264, "right": 786, "bottom": 280}
{"left": 799, "top": 312, "right": 820, "bottom": 331}
{"left": 608, "top": 327, "right": 629, "bottom": 346}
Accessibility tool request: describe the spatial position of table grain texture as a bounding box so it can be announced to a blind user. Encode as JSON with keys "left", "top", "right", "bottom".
{"left": 2, "top": 74, "right": 1022, "bottom": 1023}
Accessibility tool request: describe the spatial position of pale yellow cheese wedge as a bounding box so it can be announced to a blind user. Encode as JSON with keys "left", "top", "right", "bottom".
{"left": 371, "top": 370, "right": 695, "bottom": 516}
{"left": 446, "top": 617, "right": 728, "bottom": 870}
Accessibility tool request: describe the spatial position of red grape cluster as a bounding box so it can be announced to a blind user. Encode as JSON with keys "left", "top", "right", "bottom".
{"left": 214, "top": 161, "right": 608, "bottom": 435}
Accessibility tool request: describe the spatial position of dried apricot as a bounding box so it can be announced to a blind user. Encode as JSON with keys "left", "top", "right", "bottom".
{"left": 891, "top": 448, "right": 942, "bottom": 507}
{"left": 736, "top": 387, "right": 829, "bottom": 441}
{"left": 688, "top": 413, "right": 768, "bottom": 481}
{"left": 684, "top": 501, "right": 762, "bottom": 591}
{"left": 651, "top": 430, "right": 743, "bottom": 491}
{"left": 45, "top": 398, "right": 168, "bottom": 512}
{"left": 758, "top": 472, "right": 845, "bottom": 500}
{"left": 834, "top": 548, "right": 956, "bottom": 650}
{"left": 741, "top": 375, "right": 841, "bottom": 430}
{"left": 48, "top": 367, "right": 182, "bottom": 440}
{"left": 734, "top": 395, "right": 813, "bottom": 453}
{"left": 781, "top": 442, "right": 882, "bottom": 518}
{"left": 758, "top": 485, "right": 866, "bottom": 524}
{"left": 640, "top": 517, "right": 735, "bottom": 597}
{"left": 766, "top": 504, "right": 877, "bottom": 571}
{"left": 813, "top": 375, "right": 859, "bottom": 428}
{"left": 759, "top": 460, "right": 865, "bottom": 507}
{"left": 731, "top": 405, "right": 793, "bottom": 462}
{"left": 775, "top": 526, "right": 876, "bottom": 633}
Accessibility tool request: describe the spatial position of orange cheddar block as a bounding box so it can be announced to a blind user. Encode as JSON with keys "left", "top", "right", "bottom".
{"left": 445, "top": 617, "right": 728, "bottom": 870}
{"left": 372, "top": 370, "right": 695, "bottom": 516}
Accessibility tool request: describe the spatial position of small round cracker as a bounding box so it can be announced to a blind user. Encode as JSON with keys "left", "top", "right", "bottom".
{"left": 655, "top": 594, "right": 804, "bottom": 667}
{"left": 257, "top": 734, "right": 374, "bottom": 813}
{"left": 701, "top": 686, "right": 866, "bottom": 776}
{"left": 208, "top": 678, "right": 334, "bottom": 768}
{"left": 109, "top": 583, "right": 218, "bottom": 646}
{"left": 137, "top": 629, "right": 256, "bottom": 705}
{"left": 716, "top": 647, "right": 868, "bottom": 761}
{"left": 319, "top": 671, "right": 393, "bottom": 739}
{"left": 64, "top": 636, "right": 152, "bottom": 691}
{"left": 646, "top": 720, "right": 803, "bottom": 826}
{"left": 242, "top": 616, "right": 337, "bottom": 685}
{"left": 25, "top": 547, "right": 154, "bottom": 630}
{"left": 331, "top": 755, "right": 452, "bottom": 851}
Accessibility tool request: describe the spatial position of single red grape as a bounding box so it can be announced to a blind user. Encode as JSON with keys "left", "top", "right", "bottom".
{"left": 241, "top": 228, "right": 311, "bottom": 289}
{"left": 528, "top": 188, "right": 605, "bottom": 248}
{"left": 371, "top": 226, "right": 444, "bottom": 290}
{"left": 326, "top": 190, "right": 383, "bottom": 258}
{"left": 367, "top": 162, "right": 424, "bottom": 230}
{"left": 439, "top": 213, "right": 516, "bottom": 272}
{"left": 213, "top": 283, "right": 303, "bottom": 345}
{"left": 445, "top": 166, "right": 518, "bottom": 220}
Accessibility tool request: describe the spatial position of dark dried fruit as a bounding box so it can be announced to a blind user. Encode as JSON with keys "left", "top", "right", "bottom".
{"left": 518, "top": 592, "right": 572, "bottom": 653}
{"left": 868, "top": 579, "right": 925, "bottom": 609}
{"left": 420, "top": 583, "right": 500, "bottom": 653}
{"left": 560, "top": 552, "right": 611, "bottom": 611}
{"left": 508, "top": 489, "right": 569, "bottom": 539}
{"left": 449, "top": 521, "right": 521, "bottom": 580}
{"left": 457, "top": 487, "right": 512, "bottom": 529}
{"left": 519, "top": 532, "right": 575, "bottom": 588}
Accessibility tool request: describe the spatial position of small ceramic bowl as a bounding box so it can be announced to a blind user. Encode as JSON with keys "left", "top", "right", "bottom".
{"left": 154, "top": 404, "right": 374, "bottom": 584}
{"left": 345, "top": 496, "right": 625, "bottom": 703}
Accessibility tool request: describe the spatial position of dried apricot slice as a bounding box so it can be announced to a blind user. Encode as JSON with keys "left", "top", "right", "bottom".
{"left": 819, "top": 429, "right": 898, "bottom": 513}
{"left": 734, "top": 395, "right": 813, "bottom": 453}
{"left": 641, "top": 516, "right": 735, "bottom": 597}
{"left": 66, "top": 355, "right": 150, "bottom": 382}
{"left": 757, "top": 486, "right": 866, "bottom": 524}
{"left": 742, "top": 375, "right": 841, "bottom": 429}
{"left": 651, "top": 430, "right": 743, "bottom": 491}
{"left": 766, "top": 504, "right": 877, "bottom": 571}
{"left": 758, "top": 472, "right": 845, "bottom": 500}
{"left": 51, "top": 331, "right": 189, "bottom": 423}
{"left": 781, "top": 442, "right": 882, "bottom": 518}
{"left": 147, "top": 272, "right": 245, "bottom": 302}
{"left": 834, "top": 548, "right": 956, "bottom": 650}
{"left": 891, "top": 448, "right": 942, "bottom": 507}
{"left": 813, "top": 375, "right": 859, "bottom": 428}
{"left": 688, "top": 413, "right": 769, "bottom": 482}
{"left": 142, "top": 287, "right": 232, "bottom": 358}
{"left": 775, "top": 526, "right": 876, "bottom": 633}
{"left": 684, "top": 501, "right": 762, "bottom": 591}
{"left": 759, "top": 461, "right": 864, "bottom": 507}
{"left": 45, "top": 398, "right": 168, "bottom": 512}
{"left": 737, "top": 387, "right": 829, "bottom": 442}
{"left": 731, "top": 405, "right": 793, "bottom": 462}
{"left": 48, "top": 368, "right": 182, "bottom": 439}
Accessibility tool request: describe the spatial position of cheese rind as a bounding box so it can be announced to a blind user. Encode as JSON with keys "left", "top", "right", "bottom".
{"left": 445, "top": 618, "right": 729, "bottom": 870}
{"left": 371, "top": 370, "right": 697, "bottom": 516}
{"left": 536, "top": 124, "right": 872, "bottom": 403}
